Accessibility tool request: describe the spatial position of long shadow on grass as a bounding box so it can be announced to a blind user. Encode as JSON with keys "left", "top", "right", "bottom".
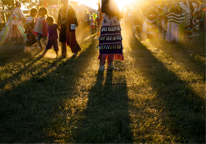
{"left": 0, "top": 55, "right": 77, "bottom": 142}
{"left": 0, "top": 44, "right": 39, "bottom": 66}
{"left": 0, "top": 35, "right": 98, "bottom": 142}
{"left": 0, "top": 56, "right": 46, "bottom": 89}
{"left": 148, "top": 39, "right": 205, "bottom": 78}
{"left": 128, "top": 36, "right": 205, "bottom": 143}
{"left": 0, "top": 30, "right": 96, "bottom": 89}
{"left": 72, "top": 70, "right": 133, "bottom": 143}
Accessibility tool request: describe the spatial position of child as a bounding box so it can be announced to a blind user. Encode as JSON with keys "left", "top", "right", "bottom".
{"left": 39, "top": 16, "right": 59, "bottom": 58}
{"left": 33, "top": 7, "right": 48, "bottom": 50}
{"left": 98, "top": 0, "right": 123, "bottom": 71}
{"left": 24, "top": 8, "right": 37, "bottom": 49}
{"left": 0, "top": 1, "right": 26, "bottom": 44}
{"left": 90, "top": 15, "right": 95, "bottom": 34}
{"left": 96, "top": 15, "right": 100, "bottom": 30}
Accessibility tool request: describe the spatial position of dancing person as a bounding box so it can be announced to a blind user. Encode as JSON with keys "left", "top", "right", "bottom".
{"left": 24, "top": 8, "right": 38, "bottom": 50}
{"left": 0, "top": 1, "right": 26, "bottom": 44}
{"left": 83, "top": 9, "right": 90, "bottom": 27}
{"left": 40, "top": 16, "right": 59, "bottom": 58}
{"left": 96, "top": 14, "right": 100, "bottom": 29}
{"left": 166, "top": 1, "right": 185, "bottom": 43}
{"left": 58, "top": 0, "right": 81, "bottom": 58}
{"left": 97, "top": 0, "right": 124, "bottom": 71}
{"left": 158, "top": 2, "right": 168, "bottom": 41}
{"left": 33, "top": 7, "right": 48, "bottom": 50}
{"left": 90, "top": 15, "right": 95, "bottom": 34}
{"left": 132, "top": 8, "right": 143, "bottom": 38}
{"left": 144, "top": 1, "right": 159, "bottom": 39}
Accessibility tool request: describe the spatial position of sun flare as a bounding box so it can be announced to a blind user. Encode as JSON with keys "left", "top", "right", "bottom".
{"left": 71, "top": 0, "right": 134, "bottom": 10}
{"left": 115, "top": 0, "right": 134, "bottom": 10}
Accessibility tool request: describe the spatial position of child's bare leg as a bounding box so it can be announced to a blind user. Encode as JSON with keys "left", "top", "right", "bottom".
{"left": 55, "top": 51, "right": 58, "bottom": 58}
{"left": 108, "top": 54, "right": 114, "bottom": 66}
{"left": 61, "top": 42, "right": 67, "bottom": 58}
{"left": 40, "top": 49, "right": 48, "bottom": 57}
{"left": 108, "top": 54, "right": 119, "bottom": 70}
{"left": 99, "top": 55, "right": 106, "bottom": 71}
{"left": 31, "top": 42, "right": 38, "bottom": 47}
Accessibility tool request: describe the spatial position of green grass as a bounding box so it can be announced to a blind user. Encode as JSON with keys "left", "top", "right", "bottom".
{"left": 0, "top": 27, "right": 205, "bottom": 143}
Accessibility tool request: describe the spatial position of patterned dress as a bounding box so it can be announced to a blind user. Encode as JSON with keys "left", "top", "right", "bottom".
{"left": 183, "top": 0, "right": 194, "bottom": 40}
{"left": 97, "top": 15, "right": 124, "bottom": 61}
{"left": 166, "top": 4, "right": 185, "bottom": 42}
{"left": 25, "top": 16, "right": 37, "bottom": 46}
{"left": 0, "top": 7, "right": 26, "bottom": 44}
{"left": 97, "top": 0, "right": 124, "bottom": 61}
{"left": 145, "top": 6, "right": 158, "bottom": 39}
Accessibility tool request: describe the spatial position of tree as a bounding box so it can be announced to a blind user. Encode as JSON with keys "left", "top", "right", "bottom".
{"left": 1, "top": 0, "right": 15, "bottom": 9}
{"left": 1, "top": 0, "right": 32, "bottom": 10}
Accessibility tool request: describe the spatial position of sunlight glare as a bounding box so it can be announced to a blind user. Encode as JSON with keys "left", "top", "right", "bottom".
{"left": 72, "top": 0, "right": 98, "bottom": 9}
{"left": 115, "top": 0, "right": 133, "bottom": 10}
{"left": 71, "top": 0, "right": 134, "bottom": 10}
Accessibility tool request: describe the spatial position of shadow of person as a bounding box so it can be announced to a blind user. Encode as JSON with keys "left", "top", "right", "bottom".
{"left": 0, "top": 44, "right": 32, "bottom": 66}
{"left": 127, "top": 35, "right": 205, "bottom": 143}
{"left": 0, "top": 35, "right": 99, "bottom": 142}
{"left": 148, "top": 39, "right": 205, "bottom": 78}
{"left": 72, "top": 70, "right": 133, "bottom": 143}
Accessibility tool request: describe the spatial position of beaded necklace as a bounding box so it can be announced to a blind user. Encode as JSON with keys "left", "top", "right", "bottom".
{"left": 60, "top": 8, "right": 67, "bottom": 24}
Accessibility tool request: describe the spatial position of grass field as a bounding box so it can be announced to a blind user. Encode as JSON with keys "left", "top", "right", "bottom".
{"left": 0, "top": 26, "right": 205, "bottom": 143}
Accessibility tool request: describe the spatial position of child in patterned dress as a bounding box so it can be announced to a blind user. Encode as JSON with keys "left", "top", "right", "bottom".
{"left": 24, "top": 8, "right": 38, "bottom": 50}
{"left": 0, "top": 1, "right": 26, "bottom": 44}
{"left": 33, "top": 7, "right": 48, "bottom": 50}
{"left": 98, "top": 0, "right": 124, "bottom": 71}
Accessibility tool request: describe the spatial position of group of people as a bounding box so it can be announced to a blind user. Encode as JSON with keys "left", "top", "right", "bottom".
{"left": 129, "top": 0, "right": 204, "bottom": 43}
{"left": 0, "top": 0, "right": 124, "bottom": 71}
{"left": 0, "top": 0, "right": 81, "bottom": 58}
{"left": 0, "top": 0, "right": 204, "bottom": 71}
{"left": 77, "top": 9, "right": 101, "bottom": 34}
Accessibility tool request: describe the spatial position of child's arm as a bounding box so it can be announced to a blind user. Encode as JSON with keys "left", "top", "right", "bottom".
{"left": 43, "top": 20, "right": 48, "bottom": 35}
{"left": 28, "top": 23, "right": 33, "bottom": 32}
{"left": 28, "top": 17, "right": 36, "bottom": 32}
{"left": 43, "top": 24, "right": 48, "bottom": 34}
{"left": 32, "top": 17, "right": 39, "bottom": 35}
{"left": 56, "top": 24, "right": 60, "bottom": 31}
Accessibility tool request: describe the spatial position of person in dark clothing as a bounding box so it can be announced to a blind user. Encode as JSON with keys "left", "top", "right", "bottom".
{"left": 58, "top": 0, "right": 81, "bottom": 58}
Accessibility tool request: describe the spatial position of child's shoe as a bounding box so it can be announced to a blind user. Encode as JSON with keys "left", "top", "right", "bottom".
{"left": 108, "top": 64, "right": 120, "bottom": 71}
{"left": 39, "top": 54, "right": 43, "bottom": 58}
{"left": 99, "top": 65, "right": 105, "bottom": 71}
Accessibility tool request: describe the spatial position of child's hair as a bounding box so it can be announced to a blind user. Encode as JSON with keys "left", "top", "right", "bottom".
{"left": 39, "top": 7, "right": 48, "bottom": 15}
{"left": 31, "top": 8, "right": 37, "bottom": 15}
{"left": 46, "top": 15, "right": 54, "bottom": 23}
{"left": 16, "top": 1, "right": 21, "bottom": 7}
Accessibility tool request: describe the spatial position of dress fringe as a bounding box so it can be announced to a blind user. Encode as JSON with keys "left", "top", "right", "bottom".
{"left": 98, "top": 54, "right": 124, "bottom": 61}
